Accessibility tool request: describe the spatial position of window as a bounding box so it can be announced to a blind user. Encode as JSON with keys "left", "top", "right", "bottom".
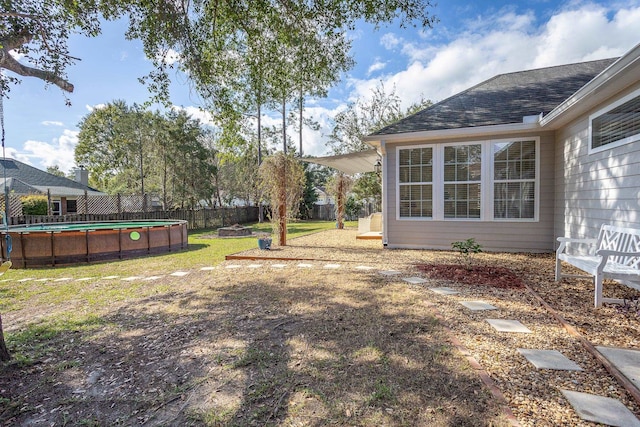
{"left": 51, "top": 200, "right": 61, "bottom": 216}
{"left": 66, "top": 199, "right": 78, "bottom": 214}
{"left": 396, "top": 138, "right": 538, "bottom": 221}
{"left": 398, "top": 147, "right": 433, "bottom": 217}
{"left": 443, "top": 144, "right": 481, "bottom": 219}
{"left": 591, "top": 90, "right": 640, "bottom": 152}
{"left": 493, "top": 140, "right": 536, "bottom": 219}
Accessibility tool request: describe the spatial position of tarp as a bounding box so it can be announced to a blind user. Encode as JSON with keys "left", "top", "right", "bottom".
{"left": 302, "top": 149, "right": 379, "bottom": 175}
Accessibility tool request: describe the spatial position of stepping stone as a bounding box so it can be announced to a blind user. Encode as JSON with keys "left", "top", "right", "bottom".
{"left": 460, "top": 301, "right": 498, "bottom": 311}
{"left": 324, "top": 264, "right": 341, "bottom": 269}
{"left": 355, "top": 265, "right": 375, "bottom": 270}
{"left": 561, "top": 389, "right": 640, "bottom": 426}
{"left": 247, "top": 264, "right": 263, "bottom": 269}
{"left": 596, "top": 347, "right": 640, "bottom": 387}
{"left": 144, "top": 276, "right": 163, "bottom": 281}
{"left": 518, "top": 349, "right": 583, "bottom": 371}
{"left": 200, "top": 266, "right": 215, "bottom": 271}
{"left": 403, "top": 277, "right": 427, "bottom": 284}
{"left": 225, "top": 264, "right": 242, "bottom": 269}
{"left": 430, "top": 287, "right": 460, "bottom": 295}
{"left": 297, "top": 263, "right": 313, "bottom": 268}
{"left": 379, "top": 270, "right": 401, "bottom": 276}
{"left": 171, "top": 271, "right": 189, "bottom": 277}
{"left": 271, "top": 264, "right": 287, "bottom": 268}
{"left": 102, "top": 275, "right": 119, "bottom": 280}
{"left": 486, "top": 319, "right": 532, "bottom": 333}
{"left": 122, "top": 276, "right": 142, "bottom": 281}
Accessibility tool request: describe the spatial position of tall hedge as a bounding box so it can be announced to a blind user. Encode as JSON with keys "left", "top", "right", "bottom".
{"left": 21, "top": 195, "right": 48, "bottom": 215}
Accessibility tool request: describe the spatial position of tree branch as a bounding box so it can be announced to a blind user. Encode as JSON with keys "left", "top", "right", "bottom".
{"left": 0, "top": 48, "right": 74, "bottom": 92}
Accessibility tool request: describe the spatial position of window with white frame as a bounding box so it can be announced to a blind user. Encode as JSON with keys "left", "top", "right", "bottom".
{"left": 397, "top": 138, "right": 538, "bottom": 221}
{"left": 398, "top": 147, "right": 433, "bottom": 217}
{"left": 493, "top": 140, "right": 536, "bottom": 219}
{"left": 591, "top": 90, "right": 640, "bottom": 151}
{"left": 443, "top": 144, "right": 481, "bottom": 219}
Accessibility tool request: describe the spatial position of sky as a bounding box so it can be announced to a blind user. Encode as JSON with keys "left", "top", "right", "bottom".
{"left": 2, "top": 0, "right": 640, "bottom": 174}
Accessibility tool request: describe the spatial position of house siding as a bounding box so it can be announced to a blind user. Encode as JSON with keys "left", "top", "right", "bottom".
{"left": 554, "top": 83, "right": 640, "bottom": 243}
{"left": 384, "top": 131, "right": 556, "bottom": 252}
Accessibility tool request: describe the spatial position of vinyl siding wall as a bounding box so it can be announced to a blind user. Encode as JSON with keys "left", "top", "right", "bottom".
{"left": 554, "top": 83, "right": 640, "bottom": 243}
{"left": 384, "top": 131, "right": 556, "bottom": 252}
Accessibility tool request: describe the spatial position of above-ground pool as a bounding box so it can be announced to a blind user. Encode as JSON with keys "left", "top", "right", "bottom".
{"left": 0, "top": 220, "right": 188, "bottom": 268}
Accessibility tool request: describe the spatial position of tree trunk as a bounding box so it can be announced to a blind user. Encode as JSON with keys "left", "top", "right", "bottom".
{"left": 0, "top": 314, "right": 11, "bottom": 362}
{"left": 336, "top": 175, "right": 345, "bottom": 229}
{"left": 299, "top": 90, "right": 303, "bottom": 156}
{"left": 257, "top": 102, "right": 263, "bottom": 223}
{"left": 279, "top": 203, "right": 287, "bottom": 246}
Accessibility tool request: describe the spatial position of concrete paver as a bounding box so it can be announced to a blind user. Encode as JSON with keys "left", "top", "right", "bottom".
{"left": 518, "top": 349, "right": 583, "bottom": 371}
{"left": 561, "top": 390, "right": 640, "bottom": 427}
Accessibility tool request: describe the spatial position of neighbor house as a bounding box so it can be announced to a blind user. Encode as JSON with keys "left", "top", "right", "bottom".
{"left": 0, "top": 158, "right": 104, "bottom": 215}
{"left": 364, "top": 42, "right": 640, "bottom": 252}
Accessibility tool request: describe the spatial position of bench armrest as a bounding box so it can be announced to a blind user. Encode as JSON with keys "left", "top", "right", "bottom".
{"left": 556, "top": 237, "right": 597, "bottom": 244}
{"left": 556, "top": 237, "right": 598, "bottom": 257}
{"left": 595, "top": 249, "right": 640, "bottom": 258}
{"left": 593, "top": 250, "right": 640, "bottom": 273}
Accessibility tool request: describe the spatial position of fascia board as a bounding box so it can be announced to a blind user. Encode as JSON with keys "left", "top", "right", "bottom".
{"left": 363, "top": 122, "right": 541, "bottom": 145}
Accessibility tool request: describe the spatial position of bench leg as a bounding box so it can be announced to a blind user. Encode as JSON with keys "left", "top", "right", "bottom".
{"left": 555, "top": 257, "right": 562, "bottom": 281}
{"left": 594, "top": 274, "right": 603, "bottom": 308}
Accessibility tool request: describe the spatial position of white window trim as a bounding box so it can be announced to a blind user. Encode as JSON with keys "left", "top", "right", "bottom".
{"left": 589, "top": 87, "right": 640, "bottom": 155}
{"left": 395, "top": 137, "right": 540, "bottom": 222}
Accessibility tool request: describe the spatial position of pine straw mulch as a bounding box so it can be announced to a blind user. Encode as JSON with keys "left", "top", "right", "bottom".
{"left": 1, "top": 228, "right": 640, "bottom": 426}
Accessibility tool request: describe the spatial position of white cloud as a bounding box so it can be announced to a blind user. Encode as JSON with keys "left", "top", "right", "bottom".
{"left": 41, "top": 121, "right": 64, "bottom": 127}
{"left": 380, "top": 33, "right": 401, "bottom": 49}
{"left": 21, "top": 129, "right": 79, "bottom": 173}
{"left": 345, "top": 2, "right": 640, "bottom": 112}
{"left": 367, "top": 60, "right": 387, "bottom": 76}
{"left": 86, "top": 103, "right": 106, "bottom": 112}
{"left": 158, "top": 48, "right": 181, "bottom": 65}
{"left": 173, "top": 105, "right": 215, "bottom": 126}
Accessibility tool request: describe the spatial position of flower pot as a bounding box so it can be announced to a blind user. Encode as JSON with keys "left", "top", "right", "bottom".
{"left": 258, "top": 237, "right": 272, "bottom": 250}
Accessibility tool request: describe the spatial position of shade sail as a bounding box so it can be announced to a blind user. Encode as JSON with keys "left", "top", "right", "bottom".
{"left": 302, "top": 149, "right": 379, "bottom": 175}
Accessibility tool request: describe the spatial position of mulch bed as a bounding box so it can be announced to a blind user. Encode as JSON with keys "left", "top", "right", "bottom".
{"left": 416, "top": 263, "right": 526, "bottom": 289}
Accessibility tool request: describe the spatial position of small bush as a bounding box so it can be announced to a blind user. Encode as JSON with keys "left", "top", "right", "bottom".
{"left": 451, "top": 238, "right": 483, "bottom": 268}
{"left": 21, "top": 195, "right": 48, "bottom": 215}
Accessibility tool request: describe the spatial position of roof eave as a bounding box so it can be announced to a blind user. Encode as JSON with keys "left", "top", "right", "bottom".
{"left": 364, "top": 122, "right": 542, "bottom": 146}
{"left": 541, "top": 43, "right": 640, "bottom": 129}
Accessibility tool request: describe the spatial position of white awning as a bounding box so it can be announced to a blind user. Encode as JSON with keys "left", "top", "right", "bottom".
{"left": 303, "top": 149, "right": 379, "bottom": 175}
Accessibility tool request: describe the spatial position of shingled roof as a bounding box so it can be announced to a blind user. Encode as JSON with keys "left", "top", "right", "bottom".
{"left": 0, "top": 158, "right": 104, "bottom": 197}
{"left": 371, "top": 58, "right": 618, "bottom": 136}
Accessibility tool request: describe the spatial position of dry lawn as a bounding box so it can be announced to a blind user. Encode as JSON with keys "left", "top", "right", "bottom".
{"left": 2, "top": 228, "right": 640, "bottom": 426}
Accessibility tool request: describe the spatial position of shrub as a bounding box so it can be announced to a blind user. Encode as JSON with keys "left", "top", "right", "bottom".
{"left": 451, "top": 238, "right": 483, "bottom": 268}
{"left": 21, "top": 195, "right": 48, "bottom": 215}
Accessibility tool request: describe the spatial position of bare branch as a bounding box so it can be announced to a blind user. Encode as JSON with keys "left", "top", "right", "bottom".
{"left": 0, "top": 48, "right": 73, "bottom": 92}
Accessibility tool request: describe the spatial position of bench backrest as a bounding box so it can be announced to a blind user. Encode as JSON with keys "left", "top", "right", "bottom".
{"left": 596, "top": 225, "right": 640, "bottom": 268}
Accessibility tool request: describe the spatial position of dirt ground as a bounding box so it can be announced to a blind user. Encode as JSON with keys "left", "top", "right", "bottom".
{"left": 2, "top": 228, "right": 640, "bottom": 426}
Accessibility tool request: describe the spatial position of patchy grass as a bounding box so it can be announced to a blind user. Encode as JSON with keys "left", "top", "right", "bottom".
{"left": 0, "top": 223, "right": 512, "bottom": 426}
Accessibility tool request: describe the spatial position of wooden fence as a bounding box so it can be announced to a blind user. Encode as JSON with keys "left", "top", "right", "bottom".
{"left": 8, "top": 206, "right": 260, "bottom": 231}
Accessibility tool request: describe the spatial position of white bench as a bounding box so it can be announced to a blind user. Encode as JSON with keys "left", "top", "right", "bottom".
{"left": 555, "top": 224, "right": 640, "bottom": 307}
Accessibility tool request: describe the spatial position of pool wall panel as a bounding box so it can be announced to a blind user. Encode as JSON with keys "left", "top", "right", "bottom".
{"left": 1, "top": 220, "right": 188, "bottom": 268}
